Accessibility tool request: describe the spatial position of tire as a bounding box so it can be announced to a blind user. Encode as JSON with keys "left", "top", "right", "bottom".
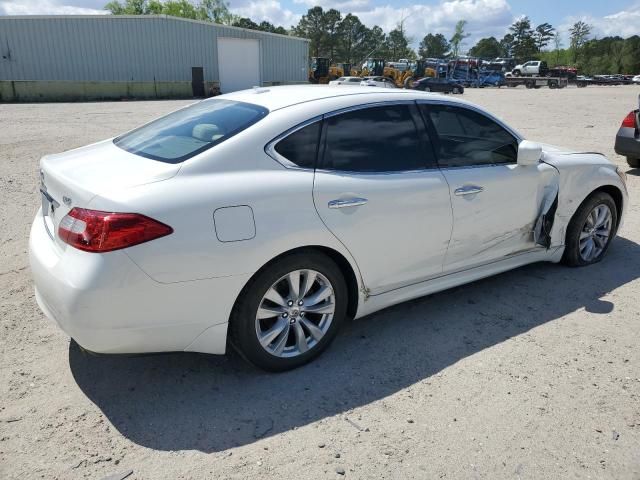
{"left": 513, "top": 69, "right": 521, "bottom": 76}
{"left": 452, "top": 87, "right": 461, "bottom": 94}
{"left": 562, "top": 192, "right": 618, "bottom": 267}
{"left": 403, "top": 76, "right": 414, "bottom": 89}
{"left": 627, "top": 157, "right": 640, "bottom": 168}
{"left": 549, "top": 81, "right": 558, "bottom": 89}
{"left": 229, "top": 251, "right": 348, "bottom": 371}
{"left": 424, "top": 86, "right": 431, "bottom": 92}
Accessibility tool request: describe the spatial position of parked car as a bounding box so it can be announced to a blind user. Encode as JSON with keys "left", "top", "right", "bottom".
{"left": 30, "top": 86, "right": 627, "bottom": 371}
{"left": 328, "top": 76, "right": 362, "bottom": 86}
{"left": 633, "top": 75, "right": 640, "bottom": 84}
{"left": 512, "top": 60, "right": 549, "bottom": 77}
{"left": 411, "top": 77, "right": 464, "bottom": 94}
{"left": 360, "top": 76, "right": 397, "bottom": 88}
{"left": 614, "top": 96, "right": 640, "bottom": 168}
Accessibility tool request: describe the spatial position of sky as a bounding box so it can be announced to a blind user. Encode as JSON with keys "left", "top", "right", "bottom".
{"left": 1, "top": 0, "right": 639, "bottom": 48}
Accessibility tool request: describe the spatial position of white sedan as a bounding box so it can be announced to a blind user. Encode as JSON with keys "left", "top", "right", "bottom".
{"left": 30, "top": 86, "right": 628, "bottom": 371}
{"left": 360, "top": 76, "right": 397, "bottom": 88}
{"left": 328, "top": 76, "right": 363, "bottom": 86}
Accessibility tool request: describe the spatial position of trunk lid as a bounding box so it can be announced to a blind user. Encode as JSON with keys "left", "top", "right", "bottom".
{"left": 39, "top": 139, "right": 180, "bottom": 249}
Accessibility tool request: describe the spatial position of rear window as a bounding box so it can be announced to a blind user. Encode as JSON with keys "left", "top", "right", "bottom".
{"left": 114, "top": 99, "right": 268, "bottom": 163}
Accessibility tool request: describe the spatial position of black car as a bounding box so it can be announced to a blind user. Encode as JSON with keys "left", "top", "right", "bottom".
{"left": 411, "top": 77, "right": 464, "bottom": 94}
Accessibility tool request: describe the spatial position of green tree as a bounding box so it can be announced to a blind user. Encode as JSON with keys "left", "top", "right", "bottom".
{"left": 468, "top": 36, "right": 501, "bottom": 58}
{"left": 323, "top": 9, "right": 342, "bottom": 60}
{"left": 386, "top": 27, "right": 412, "bottom": 60}
{"left": 105, "top": 0, "right": 146, "bottom": 14}
{"left": 449, "top": 20, "right": 469, "bottom": 57}
{"left": 622, "top": 35, "right": 640, "bottom": 73}
{"left": 233, "top": 17, "right": 259, "bottom": 30}
{"left": 499, "top": 33, "right": 515, "bottom": 57}
{"left": 418, "top": 33, "right": 449, "bottom": 58}
{"left": 534, "top": 22, "right": 555, "bottom": 51}
{"left": 552, "top": 31, "right": 563, "bottom": 64}
{"left": 293, "top": 6, "right": 327, "bottom": 57}
{"left": 569, "top": 20, "right": 591, "bottom": 62}
{"left": 335, "top": 13, "right": 369, "bottom": 64}
{"left": 509, "top": 16, "right": 537, "bottom": 59}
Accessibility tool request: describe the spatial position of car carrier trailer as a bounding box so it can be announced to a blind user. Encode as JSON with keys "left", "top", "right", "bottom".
{"left": 505, "top": 76, "right": 568, "bottom": 89}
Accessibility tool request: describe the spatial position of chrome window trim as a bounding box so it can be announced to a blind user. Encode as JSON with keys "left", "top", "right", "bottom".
{"left": 264, "top": 115, "right": 322, "bottom": 171}
{"left": 415, "top": 98, "right": 524, "bottom": 143}
{"left": 265, "top": 97, "right": 521, "bottom": 173}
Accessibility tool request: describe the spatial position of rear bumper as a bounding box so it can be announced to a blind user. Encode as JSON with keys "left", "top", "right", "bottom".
{"left": 615, "top": 127, "right": 640, "bottom": 159}
{"left": 29, "top": 208, "right": 249, "bottom": 355}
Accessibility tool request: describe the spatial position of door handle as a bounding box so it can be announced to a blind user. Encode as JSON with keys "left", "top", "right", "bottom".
{"left": 454, "top": 185, "right": 484, "bottom": 196}
{"left": 328, "top": 197, "right": 368, "bottom": 209}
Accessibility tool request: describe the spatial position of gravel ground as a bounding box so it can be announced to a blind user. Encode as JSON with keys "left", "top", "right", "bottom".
{"left": 1, "top": 86, "right": 639, "bottom": 480}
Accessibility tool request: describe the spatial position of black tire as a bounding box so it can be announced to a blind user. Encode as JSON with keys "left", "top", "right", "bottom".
{"left": 403, "top": 76, "right": 414, "bottom": 89}
{"left": 513, "top": 69, "right": 521, "bottom": 76}
{"left": 627, "top": 157, "right": 640, "bottom": 168}
{"left": 452, "top": 87, "right": 461, "bottom": 94}
{"left": 549, "top": 81, "right": 558, "bottom": 89}
{"left": 562, "top": 192, "right": 618, "bottom": 267}
{"left": 229, "top": 251, "right": 348, "bottom": 371}
{"left": 424, "top": 86, "right": 431, "bottom": 92}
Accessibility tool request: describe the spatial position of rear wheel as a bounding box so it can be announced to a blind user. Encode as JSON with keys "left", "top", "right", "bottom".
{"left": 230, "top": 252, "right": 347, "bottom": 371}
{"left": 452, "top": 87, "right": 461, "bottom": 94}
{"left": 424, "top": 86, "right": 431, "bottom": 92}
{"left": 562, "top": 192, "right": 617, "bottom": 267}
{"left": 513, "top": 69, "right": 521, "bottom": 76}
{"left": 627, "top": 157, "right": 640, "bottom": 168}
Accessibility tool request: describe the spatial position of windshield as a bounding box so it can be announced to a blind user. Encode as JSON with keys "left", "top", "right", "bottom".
{"left": 114, "top": 99, "right": 268, "bottom": 163}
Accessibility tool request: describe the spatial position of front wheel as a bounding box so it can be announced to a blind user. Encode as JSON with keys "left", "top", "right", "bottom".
{"left": 562, "top": 192, "right": 618, "bottom": 267}
{"left": 230, "top": 251, "right": 348, "bottom": 371}
{"left": 424, "top": 86, "right": 431, "bottom": 92}
{"left": 452, "top": 87, "right": 461, "bottom": 94}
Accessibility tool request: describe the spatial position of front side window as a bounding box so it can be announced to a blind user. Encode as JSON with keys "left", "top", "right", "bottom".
{"left": 273, "top": 121, "right": 321, "bottom": 169}
{"left": 422, "top": 104, "right": 518, "bottom": 167}
{"left": 322, "top": 104, "right": 431, "bottom": 172}
{"left": 115, "top": 99, "right": 268, "bottom": 163}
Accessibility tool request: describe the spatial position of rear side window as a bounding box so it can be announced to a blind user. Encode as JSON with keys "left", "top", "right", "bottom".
{"left": 114, "top": 99, "right": 268, "bottom": 163}
{"left": 273, "top": 121, "right": 321, "bottom": 169}
{"left": 422, "top": 104, "right": 518, "bottom": 167}
{"left": 322, "top": 104, "right": 431, "bottom": 172}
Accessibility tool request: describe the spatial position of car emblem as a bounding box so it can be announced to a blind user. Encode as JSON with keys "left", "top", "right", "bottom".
{"left": 63, "top": 196, "right": 72, "bottom": 206}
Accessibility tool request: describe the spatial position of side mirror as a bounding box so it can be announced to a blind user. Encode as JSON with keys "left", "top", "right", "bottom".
{"left": 517, "top": 140, "right": 542, "bottom": 166}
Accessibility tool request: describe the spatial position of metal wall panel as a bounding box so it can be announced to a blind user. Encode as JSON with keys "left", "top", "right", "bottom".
{"left": 0, "top": 15, "right": 309, "bottom": 83}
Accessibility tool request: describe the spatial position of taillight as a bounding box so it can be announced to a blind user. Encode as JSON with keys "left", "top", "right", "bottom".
{"left": 621, "top": 111, "right": 637, "bottom": 129}
{"left": 58, "top": 208, "right": 173, "bottom": 253}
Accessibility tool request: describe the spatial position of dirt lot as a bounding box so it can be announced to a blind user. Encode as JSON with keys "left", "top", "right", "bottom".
{"left": 1, "top": 86, "right": 639, "bottom": 480}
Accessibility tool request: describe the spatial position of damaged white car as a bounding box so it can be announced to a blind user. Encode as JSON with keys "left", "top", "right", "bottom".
{"left": 30, "top": 86, "right": 628, "bottom": 371}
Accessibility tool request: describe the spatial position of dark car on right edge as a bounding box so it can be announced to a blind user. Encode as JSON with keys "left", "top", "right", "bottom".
{"left": 615, "top": 96, "right": 640, "bottom": 168}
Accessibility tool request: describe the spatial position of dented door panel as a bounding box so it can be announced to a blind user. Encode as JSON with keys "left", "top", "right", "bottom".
{"left": 441, "top": 162, "right": 560, "bottom": 273}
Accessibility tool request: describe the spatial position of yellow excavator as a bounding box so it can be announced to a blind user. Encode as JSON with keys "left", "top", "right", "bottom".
{"left": 358, "top": 58, "right": 385, "bottom": 77}
{"left": 385, "top": 60, "right": 437, "bottom": 88}
{"left": 308, "top": 57, "right": 331, "bottom": 84}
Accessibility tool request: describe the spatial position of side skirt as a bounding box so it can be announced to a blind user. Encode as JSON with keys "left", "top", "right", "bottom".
{"left": 355, "top": 247, "right": 563, "bottom": 319}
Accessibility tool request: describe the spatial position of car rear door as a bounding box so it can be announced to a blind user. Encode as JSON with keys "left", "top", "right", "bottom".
{"left": 313, "top": 102, "right": 453, "bottom": 294}
{"left": 419, "top": 101, "right": 559, "bottom": 273}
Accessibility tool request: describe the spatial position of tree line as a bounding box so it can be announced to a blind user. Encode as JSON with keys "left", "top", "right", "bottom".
{"left": 104, "top": 0, "right": 640, "bottom": 74}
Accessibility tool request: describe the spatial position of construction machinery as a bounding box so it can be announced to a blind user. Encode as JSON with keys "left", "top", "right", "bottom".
{"left": 383, "top": 60, "right": 437, "bottom": 88}
{"left": 308, "top": 57, "right": 331, "bottom": 84}
{"left": 359, "top": 58, "right": 385, "bottom": 77}
{"left": 327, "top": 62, "right": 353, "bottom": 80}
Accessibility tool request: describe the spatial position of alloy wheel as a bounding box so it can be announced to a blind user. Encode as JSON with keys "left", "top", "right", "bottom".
{"left": 579, "top": 204, "right": 612, "bottom": 262}
{"left": 255, "top": 269, "right": 335, "bottom": 358}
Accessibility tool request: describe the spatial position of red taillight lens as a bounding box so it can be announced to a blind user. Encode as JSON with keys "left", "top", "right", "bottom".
{"left": 58, "top": 208, "right": 173, "bottom": 253}
{"left": 621, "top": 111, "right": 637, "bottom": 129}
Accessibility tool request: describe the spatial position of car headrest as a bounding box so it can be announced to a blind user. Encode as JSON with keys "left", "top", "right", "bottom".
{"left": 192, "top": 124, "right": 224, "bottom": 142}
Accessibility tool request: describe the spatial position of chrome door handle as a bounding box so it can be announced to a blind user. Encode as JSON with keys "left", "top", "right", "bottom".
{"left": 328, "top": 197, "right": 368, "bottom": 209}
{"left": 454, "top": 185, "right": 484, "bottom": 196}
